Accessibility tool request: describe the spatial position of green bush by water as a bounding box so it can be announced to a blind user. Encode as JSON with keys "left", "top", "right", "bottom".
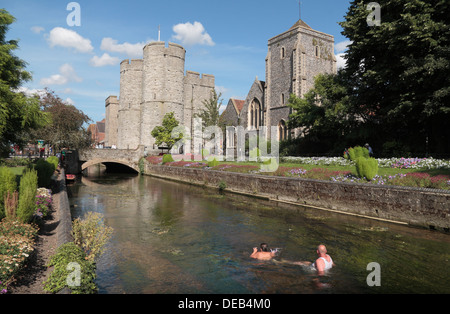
{"left": 162, "top": 154, "right": 174, "bottom": 164}
{"left": 347, "top": 146, "right": 369, "bottom": 161}
{"left": 46, "top": 156, "right": 59, "bottom": 171}
{"left": 0, "top": 167, "right": 17, "bottom": 220}
{"left": 207, "top": 158, "right": 219, "bottom": 168}
{"left": 355, "top": 157, "right": 379, "bottom": 181}
{"left": 43, "top": 242, "right": 98, "bottom": 294}
{"left": 34, "top": 158, "right": 55, "bottom": 188}
{"left": 16, "top": 169, "right": 38, "bottom": 223}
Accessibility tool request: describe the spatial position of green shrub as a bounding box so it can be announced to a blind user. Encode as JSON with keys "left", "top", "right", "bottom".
{"left": 72, "top": 212, "right": 113, "bottom": 262}
{"left": 218, "top": 180, "right": 227, "bottom": 191}
{"left": 34, "top": 159, "right": 55, "bottom": 188}
{"left": 0, "top": 167, "right": 17, "bottom": 220}
{"left": 355, "top": 157, "right": 378, "bottom": 181}
{"left": 162, "top": 154, "right": 174, "bottom": 164}
{"left": 138, "top": 157, "right": 145, "bottom": 174}
{"left": 16, "top": 169, "right": 38, "bottom": 223}
{"left": 249, "top": 147, "right": 261, "bottom": 161}
{"left": 46, "top": 156, "right": 59, "bottom": 170}
{"left": 201, "top": 149, "right": 209, "bottom": 160}
{"left": 207, "top": 158, "right": 219, "bottom": 168}
{"left": 43, "top": 242, "right": 97, "bottom": 294}
{"left": 348, "top": 146, "right": 369, "bottom": 161}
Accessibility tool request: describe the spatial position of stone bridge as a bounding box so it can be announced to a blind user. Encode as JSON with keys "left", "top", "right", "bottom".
{"left": 78, "top": 145, "right": 145, "bottom": 173}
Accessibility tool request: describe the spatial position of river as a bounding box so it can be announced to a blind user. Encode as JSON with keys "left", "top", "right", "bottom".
{"left": 67, "top": 171, "right": 450, "bottom": 294}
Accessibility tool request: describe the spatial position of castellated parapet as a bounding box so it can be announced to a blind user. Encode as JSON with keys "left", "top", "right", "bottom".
{"left": 105, "top": 41, "right": 215, "bottom": 151}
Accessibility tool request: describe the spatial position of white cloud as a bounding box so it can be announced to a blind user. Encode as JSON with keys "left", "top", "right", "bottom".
{"left": 15, "top": 87, "right": 47, "bottom": 98}
{"left": 100, "top": 38, "right": 146, "bottom": 58}
{"left": 47, "top": 27, "right": 94, "bottom": 53}
{"left": 65, "top": 98, "right": 75, "bottom": 105}
{"left": 335, "top": 40, "right": 352, "bottom": 54}
{"left": 172, "top": 21, "right": 214, "bottom": 46}
{"left": 334, "top": 40, "right": 352, "bottom": 70}
{"left": 336, "top": 53, "right": 347, "bottom": 70}
{"left": 31, "top": 26, "right": 45, "bottom": 34}
{"left": 40, "top": 64, "right": 82, "bottom": 86}
{"left": 215, "top": 85, "right": 229, "bottom": 95}
{"left": 90, "top": 53, "right": 120, "bottom": 67}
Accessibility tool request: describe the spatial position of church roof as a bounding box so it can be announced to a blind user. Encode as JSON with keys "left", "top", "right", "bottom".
{"left": 231, "top": 99, "right": 245, "bottom": 114}
{"left": 289, "top": 19, "right": 312, "bottom": 30}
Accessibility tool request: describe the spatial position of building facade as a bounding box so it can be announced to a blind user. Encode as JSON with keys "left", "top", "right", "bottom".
{"left": 224, "top": 19, "right": 337, "bottom": 143}
{"left": 105, "top": 41, "right": 215, "bottom": 151}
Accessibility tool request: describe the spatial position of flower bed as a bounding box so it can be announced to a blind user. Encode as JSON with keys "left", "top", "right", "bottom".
{"left": 145, "top": 155, "right": 450, "bottom": 190}
{"left": 35, "top": 188, "right": 52, "bottom": 219}
{"left": 0, "top": 219, "right": 38, "bottom": 293}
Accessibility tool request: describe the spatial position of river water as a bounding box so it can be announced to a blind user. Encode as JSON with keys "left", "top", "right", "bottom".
{"left": 67, "top": 172, "right": 450, "bottom": 294}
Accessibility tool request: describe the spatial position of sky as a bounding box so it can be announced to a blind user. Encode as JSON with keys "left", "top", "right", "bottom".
{"left": 4, "top": 0, "right": 353, "bottom": 124}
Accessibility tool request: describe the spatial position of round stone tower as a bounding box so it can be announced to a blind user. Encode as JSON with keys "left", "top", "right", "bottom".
{"left": 117, "top": 59, "right": 143, "bottom": 149}
{"left": 140, "top": 42, "right": 186, "bottom": 148}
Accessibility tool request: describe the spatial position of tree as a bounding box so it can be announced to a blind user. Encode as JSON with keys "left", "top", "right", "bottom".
{"left": 151, "top": 112, "right": 183, "bottom": 149}
{"left": 0, "top": 9, "right": 50, "bottom": 156}
{"left": 339, "top": 0, "right": 450, "bottom": 155}
{"left": 32, "top": 89, "right": 91, "bottom": 152}
{"left": 287, "top": 73, "right": 358, "bottom": 154}
{"left": 195, "top": 89, "right": 223, "bottom": 130}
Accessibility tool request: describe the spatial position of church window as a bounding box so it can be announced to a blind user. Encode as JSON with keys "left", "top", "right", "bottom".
{"left": 281, "top": 47, "right": 285, "bottom": 59}
{"left": 248, "top": 99, "right": 261, "bottom": 130}
{"left": 278, "top": 120, "right": 288, "bottom": 141}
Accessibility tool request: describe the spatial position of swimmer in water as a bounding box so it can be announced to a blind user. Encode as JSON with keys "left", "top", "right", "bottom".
{"left": 250, "top": 243, "right": 276, "bottom": 260}
{"left": 292, "top": 244, "right": 335, "bottom": 275}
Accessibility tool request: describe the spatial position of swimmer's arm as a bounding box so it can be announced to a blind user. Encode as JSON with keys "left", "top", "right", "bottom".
{"left": 291, "top": 261, "right": 312, "bottom": 266}
{"left": 250, "top": 247, "right": 258, "bottom": 258}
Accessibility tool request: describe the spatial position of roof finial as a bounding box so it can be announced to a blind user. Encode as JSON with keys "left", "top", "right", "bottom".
{"left": 299, "top": 1, "right": 302, "bottom": 20}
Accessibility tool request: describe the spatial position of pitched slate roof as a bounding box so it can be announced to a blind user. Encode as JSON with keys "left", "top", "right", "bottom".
{"left": 290, "top": 19, "right": 312, "bottom": 30}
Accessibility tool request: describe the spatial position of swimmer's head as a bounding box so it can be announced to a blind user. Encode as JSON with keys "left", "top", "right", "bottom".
{"left": 260, "top": 243, "right": 270, "bottom": 252}
{"left": 317, "top": 244, "right": 327, "bottom": 254}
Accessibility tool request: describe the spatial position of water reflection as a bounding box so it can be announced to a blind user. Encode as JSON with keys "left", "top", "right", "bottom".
{"left": 68, "top": 173, "right": 450, "bottom": 294}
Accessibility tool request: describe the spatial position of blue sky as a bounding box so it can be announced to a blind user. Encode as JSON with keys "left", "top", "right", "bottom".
{"left": 4, "top": 0, "right": 352, "bottom": 124}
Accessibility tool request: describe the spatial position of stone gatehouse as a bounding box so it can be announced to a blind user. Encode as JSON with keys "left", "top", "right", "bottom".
{"left": 105, "top": 42, "right": 215, "bottom": 152}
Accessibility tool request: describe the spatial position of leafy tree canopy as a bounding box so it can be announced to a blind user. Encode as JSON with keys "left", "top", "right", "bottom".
{"left": 32, "top": 89, "right": 91, "bottom": 151}
{"left": 151, "top": 112, "right": 183, "bottom": 149}
{"left": 0, "top": 9, "right": 50, "bottom": 156}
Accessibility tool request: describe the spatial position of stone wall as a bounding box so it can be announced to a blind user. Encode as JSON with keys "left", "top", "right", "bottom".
{"left": 105, "top": 96, "right": 119, "bottom": 147}
{"left": 143, "top": 163, "right": 450, "bottom": 232}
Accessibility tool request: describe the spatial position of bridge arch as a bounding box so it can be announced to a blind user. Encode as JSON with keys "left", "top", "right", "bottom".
{"left": 81, "top": 158, "right": 139, "bottom": 173}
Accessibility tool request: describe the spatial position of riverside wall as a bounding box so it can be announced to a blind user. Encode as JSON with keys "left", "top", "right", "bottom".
{"left": 143, "top": 163, "right": 450, "bottom": 232}
{"left": 54, "top": 168, "right": 73, "bottom": 247}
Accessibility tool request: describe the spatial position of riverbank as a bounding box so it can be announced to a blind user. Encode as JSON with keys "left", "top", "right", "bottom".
{"left": 8, "top": 169, "right": 71, "bottom": 294}
{"left": 143, "top": 161, "right": 450, "bottom": 233}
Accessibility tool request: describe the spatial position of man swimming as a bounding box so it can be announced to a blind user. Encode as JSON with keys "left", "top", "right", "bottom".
{"left": 250, "top": 243, "right": 276, "bottom": 260}
{"left": 292, "top": 244, "right": 335, "bottom": 275}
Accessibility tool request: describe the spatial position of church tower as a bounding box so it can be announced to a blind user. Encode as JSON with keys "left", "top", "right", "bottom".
{"left": 265, "top": 19, "right": 336, "bottom": 139}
